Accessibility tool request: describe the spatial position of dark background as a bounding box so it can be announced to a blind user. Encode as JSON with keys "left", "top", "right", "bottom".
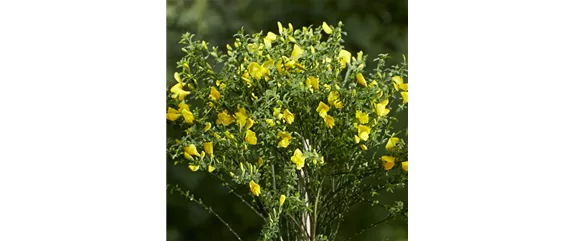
{"left": 166, "top": 0, "right": 408, "bottom": 240}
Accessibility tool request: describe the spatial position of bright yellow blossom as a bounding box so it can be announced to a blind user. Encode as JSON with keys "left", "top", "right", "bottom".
{"left": 203, "top": 142, "right": 213, "bottom": 158}
{"left": 392, "top": 76, "right": 408, "bottom": 91}
{"left": 291, "top": 44, "right": 304, "bottom": 60}
{"left": 357, "top": 125, "right": 371, "bottom": 141}
{"left": 354, "top": 135, "right": 360, "bottom": 144}
{"left": 277, "top": 21, "right": 283, "bottom": 35}
{"left": 375, "top": 99, "right": 390, "bottom": 117}
{"left": 355, "top": 110, "right": 369, "bottom": 124}
{"left": 401, "top": 91, "right": 408, "bottom": 104}
{"left": 248, "top": 62, "right": 270, "bottom": 80}
{"left": 402, "top": 161, "right": 408, "bottom": 171}
{"left": 166, "top": 107, "right": 181, "bottom": 121}
{"left": 208, "top": 165, "right": 215, "bottom": 173}
{"left": 356, "top": 73, "right": 367, "bottom": 87}
{"left": 217, "top": 111, "right": 234, "bottom": 125}
{"left": 224, "top": 131, "right": 236, "bottom": 140}
{"left": 277, "top": 131, "right": 292, "bottom": 148}
{"left": 381, "top": 156, "right": 395, "bottom": 170}
{"left": 178, "top": 102, "right": 190, "bottom": 112}
{"left": 316, "top": 101, "right": 330, "bottom": 118}
{"left": 280, "top": 195, "right": 286, "bottom": 206}
{"left": 324, "top": 115, "right": 335, "bottom": 128}
{"left": 204, "top": 122, "right": 212, "bottom": 132}
{"left": 181, "top": 109, "right": 195, "bottom": 123}
{"left": 246, "top": 118, "right": 255, "bottom": 129}
{"left": 360, "top": 144, "right": 368, "bottom": 151}
{"left": 322, "top": 22, "right": 333, "bottom": 34}
{"left": 386, "top": 137, "right": 400, "bottom": 151}
{"left": 290, "top": 149, "right": 305, "bottom": 170}
{"left": 170, "top": 82, "right": 190, "bottom": 101}
{"left": 283, "top": 109, "right": 295, "bottom": 124}
{"left": 266, "top": 119, "right": 276, "bottom": 127}
{"left": 234, "top": 106, "right": 248, "bottom": 129}
{"left": 184, "top": 144, "right": 201, "bottom": 157}
{"left": 210, "top": 86, "right": 221, "bottom": 100}
{"left": 189, "top": 165, "right": 200, "bottom": 172}
{"left": 338, "top": 49, "right": 351, "bottom": 68}
{"left": 249, "top": 180, "right": 261, "bottom": 196}
{"left": 245, "top": 130, "right": 257, "bottom": 145}
{"left": 306, "top": 76, "right": 319, "bottom": 92}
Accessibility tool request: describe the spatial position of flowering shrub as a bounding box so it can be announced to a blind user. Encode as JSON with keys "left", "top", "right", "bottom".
{"left": 167, "top": 21, "right": 408, "bottom": 241}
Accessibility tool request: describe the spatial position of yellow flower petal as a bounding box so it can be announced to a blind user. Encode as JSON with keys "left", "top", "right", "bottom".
{"left": 277, "top": 131, "right": 292, "bottom": 148}
{"left": 356, "top": 73, "right": 367, "bottom": 87}
{"left": 355, "top": 110, "right": 369, "bottom": 124}
{"left": 249, "top": 180, "right": 261, "bottom": 196}
{"left": 208, "top": 165, "right": 215, "bottom": 173}
{"left": 386, "top": 137, "right": 400, "bottom": 151}
{"left": 166, "top": 107, "right": 181, "bottom": 121}
{"left": 203, "top": 142, "right": 213, "bottom": 158}
{"left": 360, "top": 144, "right": 368, "bottom": 151}
{"left": 178, "top": 102, "right": 190, "bottom": 112}
{"left": 322, "top": 22, "right": 333, "bottom": 34}
{"left": 401, "top": 91, "right": 408, "bottom": 104}
{"left": 290, "top": 149, "right": 306, "bottom": 170}
{"left": 277, "top": 22, "right": 283, "bottom": 35}
{"left": 283, "top": 109, "right": 295, "bottom": 124}
{"left": 217, "top": 111, "right": 234, "bottom": 126}
{"left": 291, "top": 44, "right": 304, "bottom": 60}
{"left": 210, "top": 86, "right": 221, "bottom": 100}
{"left": 354, "top": 135, "right": 361, "bottom": 144}
{"left": 324, "top": 115, "right": 335, "bottom": 129}
{"left": 338, "top": 50, "right": 351, "bottom": 68}
{"left": 184, "top": 144, "right": 201, "bottom": 157}
{"left": 279, "top": 194, "right": 286, "bottom": 206}
{"left": 246, "top": 118, "right": 255, "bottom": 129}
{"left": 402, "top": 161, "right": 408, "bottom": 171}
{"left": 245, "top": 130, "right": 257, "bottom": 145}
{"left": 189, "top": 165, "right": 200, "bottom": 172}
{"left": 357, "top": 125, "right": 371, "bottom": 141}
{"left": 381, "top": 156, "right": 395, "bottom": 170}
{"left": 181, "top": 109, "right": 195, "bottom": 123}
{"left": 316, "top": 101, "right": 330, "bottom": 118}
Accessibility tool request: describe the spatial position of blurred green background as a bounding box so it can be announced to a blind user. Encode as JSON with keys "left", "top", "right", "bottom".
{"left": 166, "top": 0, "right": 407, "bottom": 240}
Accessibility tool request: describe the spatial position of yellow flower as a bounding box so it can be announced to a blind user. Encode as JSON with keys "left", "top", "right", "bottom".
{"left": 166, "top": 107, "right": 181, "bottom": 121}
{"left": 203, "top": 142, "right": 213, "bottom": 158}
{"left": 328, "top": 91, "right": 339, "bottom": 105}
{"left": 280, "top": 194, "right": 286, "bottom": 206}
{"left": 392, "top": 76, "right": 408, "bottom": 91}
{"left": 324, "top": 115, "right": 335, "bottom": 129}
{"left": 381, "top": 156, "right": 395, "bottom": 170}
{"left": 322, "top": 22, "right": 332, "bottom": 34}
{"left": 208, "top": 165, "right": 215, "bottom": 173}
{"left": 306, "top": 76, "right": 319, "bottom": 92}
{"left": 201, "top": 40, "right": 208, "bottom": 50}
{"left": 266, "top": 119, "right": 276, "bottom": 127}
{"left": 178, "top": 102, "right": 190, "bottom": 112}
{"left": 184, "top": 152, "right": 192, "bottom": 160}
{"left": 248, "top": 62, "right": 270, "bottom": 80}
{"left": 283, "top": 109, "right": 295, "bottom": 124}
{"left": 386, "top": 137, "right": 400, "bottom": 151}
{"left": 354, "top": 135, "right": 360, "bottom": 144}
{"left": 375, "top": 99, "right": 390, "bottom": 117}
{"left": 246, "top": 118, "right": 255, "bottom": 129}
{"left": 181, "top": 109, "right": 195, "bottom": 123}
{"left": 189, "top": 165, "right": 200, "bottom": 172}
{"left": 338, "top": 49, "right": 351, "bottom": 68}
{"left": 234, "top": 106, "right": 248, "bottom": 129}
{"left": 170, "top": 82, "right": 190, "bottom": 101}
{"left": 356, "top": 73, "right": 367, "bottom": 87}
{"left": 266, "top": 32, "right": 277, "bottom": 41}
{"left": 401, "top": 91, "right": 408, "bottom": 104}
{"left": 360, "top": 144, "right": 368, "bottom": 151}
{"left": 290, "top": 149, "right": 305, "bottom": 170}
{"left": 184, "top": 144, "right": 201, "bottom": 157}
{"left": 210, "top": 86, "right": 221, "bottom": 100}
{"left": 291, "top": 44, "right": 304, "bottom": 60}
{"left": 204, "top": 122, "right": 212, "bottom": 132}
{"left": 245, "top": 130, "right": 257, "bottom": 145}
{"left": 217, "top": 111, "right": 234, "bottom": 125}
{"left": 249, "top": 180, "right": 261, "bottom": 196}
{"left": 333, "top": 100, "right": 344, "bottom": 109}
{"left": 402, "top": 161, "right": 408, "bottom": 171}
{"left": 355, "top": 110, "right": 369, "bottom": 124}
{"left": 277, "top": 131, "right": 292, "bottom": 148}
{"left": 357, "top": 125, "right": 371, "bottom": 141}
{"left": 288, "top": 23, "right": 293, "bottom": 33}
{"left": 224, "top": 131, "right": 236, "bottom": 140}
{"left": 316, "top": 101, "right": 330, "bottom": 118}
